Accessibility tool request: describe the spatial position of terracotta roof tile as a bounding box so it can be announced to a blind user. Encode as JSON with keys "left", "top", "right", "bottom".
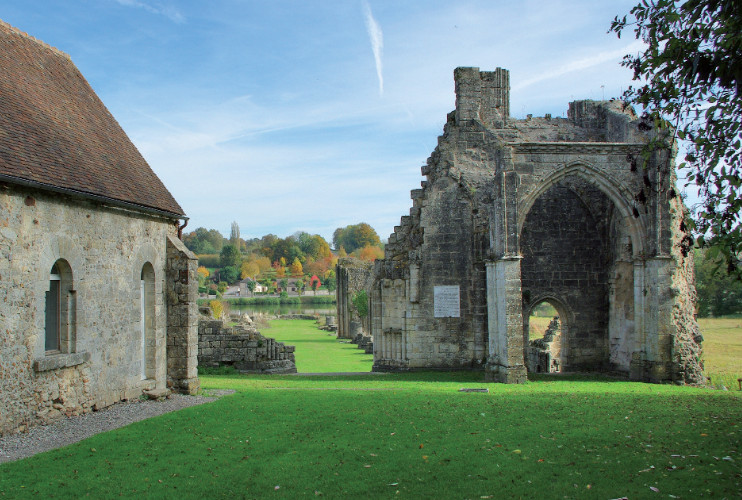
{"left": 0, "top": 19, "right": 185, "bottom": 217}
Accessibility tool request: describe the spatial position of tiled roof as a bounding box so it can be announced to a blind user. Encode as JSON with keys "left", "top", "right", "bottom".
{"left": 0, "top": 20, "right": 185, "bottom": 217}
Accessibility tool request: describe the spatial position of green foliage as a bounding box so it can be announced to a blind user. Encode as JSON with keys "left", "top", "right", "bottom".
{"left": 219, "top": 265, "right": 240, "bottom": 284}
{"left": 611, "top": 0, "right": 742, "bottom": 277}
{"left": 183, "top": 227, "right": 225, "bottom": 254}
{"left": 695, "top": 248, "right": 742, "bottom": 316}
{"left": 351, "top": 290, "right": 368, "bottom": 318}
{"left": 196, "top": 254, "right": 220, "bottom": 268}
{"left": 324, "top": 272, "right": 337, "bottom": 292}
{"left": 217, "top": 281, "right": 227, "bottom": 294}
{"left": 219, "top": 244, "right": 241, "bottom": 269}
{"left": 333, "top": 223, "right": 381, "bottom": 254}
{"left": 208, "top": 299, "right": 223, "bottom": 319}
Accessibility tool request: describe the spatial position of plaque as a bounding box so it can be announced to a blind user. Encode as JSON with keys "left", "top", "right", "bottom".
{"left": 434, "top": 285, "right": 460, "bottom": 318}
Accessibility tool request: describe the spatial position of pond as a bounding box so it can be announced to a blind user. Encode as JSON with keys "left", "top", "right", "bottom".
{"left": 228, "top": 303, "right": 336, "bottom": 317}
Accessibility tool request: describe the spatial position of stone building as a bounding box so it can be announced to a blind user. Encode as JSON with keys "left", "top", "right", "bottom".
{"left": 371, "top": 67, "right": 703, "bottom": 384}
{"left": 0, "top": 20, "right": 199, "bottom": 434}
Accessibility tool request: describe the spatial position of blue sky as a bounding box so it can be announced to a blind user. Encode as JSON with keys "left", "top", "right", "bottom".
{"left": 4, "top": 0, "right": 645, "bottom": 243}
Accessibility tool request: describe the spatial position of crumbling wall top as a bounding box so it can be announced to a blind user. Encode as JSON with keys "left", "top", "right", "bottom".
{"left": 454, "top": 67, "right": 510, "bottom": 128}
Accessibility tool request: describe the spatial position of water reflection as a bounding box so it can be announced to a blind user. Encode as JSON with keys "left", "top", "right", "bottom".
{"left": 230, "top": 304, "right": 335, "bottom": 317}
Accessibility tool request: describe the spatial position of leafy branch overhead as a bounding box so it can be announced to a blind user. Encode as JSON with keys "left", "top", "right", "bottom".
{"left": 610, "top": 0, "right": 742, "bottom": 276}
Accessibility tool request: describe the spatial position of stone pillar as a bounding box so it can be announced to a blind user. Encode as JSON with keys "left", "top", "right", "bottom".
{"left": 166, "top": 235, "right": 200, "bottom": 394}
{"left": 485, "top": 258, "right": 527, "bottom": 384}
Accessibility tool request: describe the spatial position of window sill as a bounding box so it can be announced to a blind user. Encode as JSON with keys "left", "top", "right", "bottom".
{"left": 33, "top": 352, "right": 91, "bottom": 372}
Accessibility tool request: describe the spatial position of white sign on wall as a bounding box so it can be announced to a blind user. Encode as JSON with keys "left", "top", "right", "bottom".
{"left": 434, "top": 285, "right": 460, "bottom": 318}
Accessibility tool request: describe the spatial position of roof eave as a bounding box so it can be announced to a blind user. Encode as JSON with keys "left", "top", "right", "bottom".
{"left": 0, "top": 173, "right": 187, "bottom": 221}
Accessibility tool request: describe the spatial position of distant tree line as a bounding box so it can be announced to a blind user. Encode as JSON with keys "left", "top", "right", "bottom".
{"left": 183, "top": 221, "right": 385, "bottom": 294}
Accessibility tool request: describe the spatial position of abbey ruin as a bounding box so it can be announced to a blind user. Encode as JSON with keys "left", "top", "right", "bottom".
{"left": 368, "top": 67, "right": 703, "bottom": 384}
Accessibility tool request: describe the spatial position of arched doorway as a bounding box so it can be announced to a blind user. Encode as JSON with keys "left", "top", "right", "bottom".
{"left": 520, "top": 174, "right": 635, "bottom": 373}
{"left": 523, "top": 299, "right": 566, "bottom": 373}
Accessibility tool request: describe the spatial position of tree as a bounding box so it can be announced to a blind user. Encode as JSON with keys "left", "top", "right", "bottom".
{"left": 351, "top": 290, "right": 368, "bottom": 318}
{"left": 196, "top": 266, "right": 210, "bottom": 287}
{"left": 295, "top": 279, "right": 305, "bottom": 295}
{"left": 230, "top": 221, "right": 240, "bottom": 248}
{"left": 356, "top": 244, "right": 384, "bottom": 262}
{"left": 695, "top": 247, "right": 742, "bottom": 316}
{"left": 220, "top": 244, "right": 241, "bottom": 268}
{"left": 246, "top": 279, "right": 257, "bottom": 295}
{"left": 221, "top": 265, "right": 240, "bottom": 284}
{"left": 310, "top": 275, "right": 321, "bottom": 292}
{"left": 279, "top": 278, "right": 289, "bottom": 292}
{"left": 333, "top": 223, "right": 381, "bottom": 254}
{"left": 290, "top": 257, "right": 303, "bottom": 276}
{"left": 241, "top": 261, "right": 260, "bottom": 279}
{"left": 611, "top": 0, "right": 742, "bottom": 276}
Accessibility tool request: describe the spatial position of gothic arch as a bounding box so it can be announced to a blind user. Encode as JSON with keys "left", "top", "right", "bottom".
{"left": 517, "top": 161, "right": 645, "bottom": 258}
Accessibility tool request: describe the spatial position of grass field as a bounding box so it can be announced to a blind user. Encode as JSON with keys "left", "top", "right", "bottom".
{"left": 0, "top": 318, "right": 739, "bottom": 498}
{"left": 698, "top": 317, "right": 742, "bottom": 390}
{"left": 261, "top": 319, "right": 373, "bottom": 373}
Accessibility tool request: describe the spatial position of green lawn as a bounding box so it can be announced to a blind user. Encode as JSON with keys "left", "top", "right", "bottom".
{"left": 1, "top": 372, "right": 740, "bottom": 498}
{"left": 698, "top": 317, "right": 742, "bottom": 389}
{"left": 1, "top": 319, "right": 740, "bottom": 498}
{"left": 262, "top": 319, "right": 373, "bottom": 373}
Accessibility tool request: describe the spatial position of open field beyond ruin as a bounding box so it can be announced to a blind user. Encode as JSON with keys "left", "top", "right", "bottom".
{"left": 1, "top": 318, "right": 739, "bottom": 499}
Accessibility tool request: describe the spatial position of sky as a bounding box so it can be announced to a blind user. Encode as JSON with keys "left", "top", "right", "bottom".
{"left": 3, "top": 0, "right": 647, "bottom": 243}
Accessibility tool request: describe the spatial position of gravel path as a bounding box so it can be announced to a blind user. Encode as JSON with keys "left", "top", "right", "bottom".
{"left": 0, "top": 390, "right": 234, "bottom": 464}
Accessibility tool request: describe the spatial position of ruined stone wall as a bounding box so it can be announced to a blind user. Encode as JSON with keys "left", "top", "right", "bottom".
{"left": 0, "top": 184, "right": 194, "bottom": 434}
{"left": 198, "top": 320, "right": 296, "bottom": 374}
{"left": 371, "top": 66, "right": 703, "bottom": 384}
{"left": 166, "top": 235, "right": 200, "bottom": 394}
{"left": 520, "top": 182, "right": 611, "bottom": 371}
{"left": 335, "top": 258, "right": 373, "bottom": 339}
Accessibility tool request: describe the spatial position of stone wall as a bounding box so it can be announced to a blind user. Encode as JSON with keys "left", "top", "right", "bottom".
{"left": 0, "top": 183, "right": 198, "bottom": 435}
{"left": 370, "top": 67, "right": 703, "bottom": 384}
{"left": 336, "top": 258, "right": 374, "bottom": 339}
{"left": 198, "top": 320, "right": 296, "bottom": 374}
{"left": 166, "top": 235, "right": 200, "bottom": 394}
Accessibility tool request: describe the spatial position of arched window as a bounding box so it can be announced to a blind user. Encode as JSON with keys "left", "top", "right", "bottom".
{"left": 140, "top": 263, "right": 156, "bottom": 379}
{"left": 45, "top": 260, "right": 75, "bottom": 353}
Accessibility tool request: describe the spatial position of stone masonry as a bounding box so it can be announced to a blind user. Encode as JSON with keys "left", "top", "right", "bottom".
{"left": 371, "top": 67, "right": 703, "bottom": 384}
{"left": 198, "top": 320, "right": 296, "bottom": 374}
{"left": 335, "top": 258, "right": 374, "bottom": 340}
{"left": 166, "top": 235, "right": 201, "bottom": 394}
{"left": 0, "top": 185, "right": 198, "bottom": 434}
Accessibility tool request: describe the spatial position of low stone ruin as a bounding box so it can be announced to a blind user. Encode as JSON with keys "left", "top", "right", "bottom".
{"left": 197, "top": 319, "right": 296, "bottom": 374}
{"left": 525, "top": 317, "right": 562, "bottom": 374}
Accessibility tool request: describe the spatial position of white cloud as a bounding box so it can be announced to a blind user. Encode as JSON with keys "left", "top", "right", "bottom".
{"left": 114, "top": 0, "right": 185, "bottom": 24}
{"left": 512, "top": 40, "right": 645, "bottom": 92}
{"left": 363, "top": 1, "right": 384, "bottom": 96}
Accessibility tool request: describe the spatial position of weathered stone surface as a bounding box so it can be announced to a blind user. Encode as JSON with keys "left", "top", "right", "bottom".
{"left": 370, "top": 67, "right": 703, "bottom": 384}
{"left": 197, "top": 319, "right": 297, "bottom": 374}
{"left": 336, "top": 258, "right": 374, "bottom": 339}
{"left": 0, "top": 185, "right": 200, "bottom": 435}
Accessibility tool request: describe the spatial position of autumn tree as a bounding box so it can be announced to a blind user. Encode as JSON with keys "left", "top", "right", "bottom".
{"left": 241, "top": 261, "right": 260, "bottom": 279}
{"left": 356, "top": 244, "right": 384, "bottom": 262}
{"left": 611, "top": 0, "right": 742, "bottom": 275}
{"left": 290, "top": 257, "right": 303, "bottom": 276}
{"left": 333, "top": 223, "right": 381, "bottom": 254}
